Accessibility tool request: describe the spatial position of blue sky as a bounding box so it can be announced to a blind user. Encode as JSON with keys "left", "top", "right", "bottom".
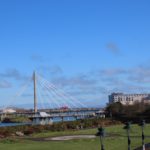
{"left": 0, "top": 0, "right": 150, "bottom": 108}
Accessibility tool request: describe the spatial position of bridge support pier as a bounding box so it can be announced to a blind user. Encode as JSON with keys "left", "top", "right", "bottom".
{"left": 61, "top": 116, "right": 64, "bottom": 122}
{"left": 32, "top": 117, "right": 53, "bottom": 125}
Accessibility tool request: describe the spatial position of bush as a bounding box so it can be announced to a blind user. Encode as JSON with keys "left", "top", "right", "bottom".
{"left": 0, "top": 118, "right": 121, "bottom": 137}
{"left": 24, "top": 129, "right": 34, "bottom": 135}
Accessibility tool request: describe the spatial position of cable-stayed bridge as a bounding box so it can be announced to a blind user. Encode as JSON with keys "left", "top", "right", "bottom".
{"left": 0, "top": 72, "right": 104, "bottom": 124}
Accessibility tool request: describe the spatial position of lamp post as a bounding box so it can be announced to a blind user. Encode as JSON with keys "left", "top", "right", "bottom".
{"left": 139, "top": 120, "right": 146, "bottom": 150}
{"left": 97, "top": 127, "right": 105, "bottom": 150}
{"left": 124, "top": 122, "right": 131, "bottom": 150}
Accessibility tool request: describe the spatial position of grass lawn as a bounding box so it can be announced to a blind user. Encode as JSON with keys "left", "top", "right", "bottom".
{"left": 0, "top": 124, "right": 150, "bottom": 150}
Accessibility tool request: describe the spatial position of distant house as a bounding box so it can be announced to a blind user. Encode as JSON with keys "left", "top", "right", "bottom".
{"left": 2, "top": 108, "right": 16, "bottom": 114}
{"left": 95, "top": 110, "right": 106, "bottom": 118}
{"left": 38, "top": 112, "right": 50, "bottom": 117}
{"left": 109, "top": 93, "right": 150, "bottom": 105}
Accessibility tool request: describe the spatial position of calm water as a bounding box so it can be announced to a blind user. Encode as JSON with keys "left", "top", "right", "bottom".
{"left": 0, "top": 117, "right": 81, "bottom": 127}
{"left": 0, "top": 122, "right": 31, "bottom": 127}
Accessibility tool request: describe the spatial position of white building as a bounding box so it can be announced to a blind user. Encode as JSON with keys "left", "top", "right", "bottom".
{"left": 109, "top": 93, "right": 150, "bottom": 105}
{"left": 2, "top": 108, "right": 16, "bottom": 113}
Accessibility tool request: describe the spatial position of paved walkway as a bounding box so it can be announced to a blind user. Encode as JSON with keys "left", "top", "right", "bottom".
{"left": 30, "top": 135, "right": 96, "bottom": 141}
{"left": 46, "top": 135, "right": 96, "bottom": 141}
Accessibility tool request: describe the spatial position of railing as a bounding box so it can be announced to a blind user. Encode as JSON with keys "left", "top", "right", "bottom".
{"left": 97, "top": 120, "right": 148, "bottom": 150}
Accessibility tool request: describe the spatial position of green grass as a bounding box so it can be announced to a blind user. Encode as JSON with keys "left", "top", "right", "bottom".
{"left": 0, "top": 124, "right": 150, "bottom": 150}
{"left": 31, "top": 128, "right": 97, "bottom": 138}
{"left": 2, "top": 116, "right": 31, "bottom": 123}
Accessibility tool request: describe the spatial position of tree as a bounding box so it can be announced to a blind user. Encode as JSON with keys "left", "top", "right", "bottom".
{"left": 106, "top": 102, "right": 124, "bottom": 117}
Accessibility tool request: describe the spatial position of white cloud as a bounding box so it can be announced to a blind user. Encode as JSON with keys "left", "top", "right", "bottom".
{"left": 0, "top": 68, "right": 29, "bottom": 81}
{"left": 106, "top": 42, "right": 120, "bottom": 54}
{"left": 30, "top": 54, "right": 44, "bottom": 62}
{"left": 0, "top": 80, "right": 12, "bottom": 88}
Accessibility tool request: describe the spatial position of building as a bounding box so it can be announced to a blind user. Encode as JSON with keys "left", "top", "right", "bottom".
{"left": 109, "top": 93, "right": 150, "bottom": 105}
{"left": 2, "top": 108, "right": 16, "bottom": 114}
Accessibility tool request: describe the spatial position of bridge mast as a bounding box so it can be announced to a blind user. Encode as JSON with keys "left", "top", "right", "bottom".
{"left": 33, "top": 71, "right": 37, "bottom": 113}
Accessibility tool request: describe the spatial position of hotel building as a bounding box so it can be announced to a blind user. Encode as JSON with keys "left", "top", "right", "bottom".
{"left": 109, "top": 93, "right": 150, "bottom": 105}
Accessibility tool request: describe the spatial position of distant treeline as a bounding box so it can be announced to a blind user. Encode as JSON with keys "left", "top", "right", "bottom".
{"left": 106, "top": 102, "right": 150, "bottom": 123}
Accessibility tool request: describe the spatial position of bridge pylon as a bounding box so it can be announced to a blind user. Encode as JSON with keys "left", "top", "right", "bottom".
{"left": 33, "top": 71, "right": 37, "bottom": 113}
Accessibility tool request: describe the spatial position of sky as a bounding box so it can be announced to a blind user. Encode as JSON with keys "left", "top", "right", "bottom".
{"left": 0, "top": 0, "right": 150, "bottom": 108}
